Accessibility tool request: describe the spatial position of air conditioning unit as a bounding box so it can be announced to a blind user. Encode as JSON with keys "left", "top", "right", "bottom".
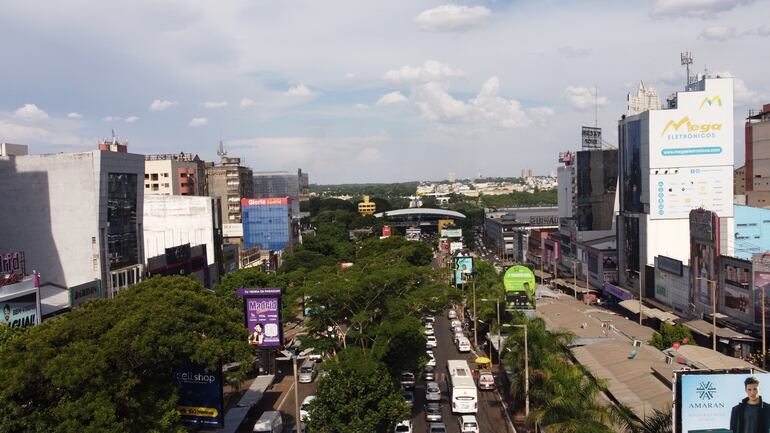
{"left": 632, "top": 339, "right": 642, "bottom": 347}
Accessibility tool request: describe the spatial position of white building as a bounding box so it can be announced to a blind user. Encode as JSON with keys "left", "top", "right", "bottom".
{"left": 144, "top": 153, "right": 206, "bottom": 196}
{"left": 143, "top": 195, "right": 222, "bottom": 284}
{"left": 0, "top": 147, "right": 145, "bottom": 297}
{"left": 617, "top": 77, "right": 734, "bottom": 289}
{"left": 628, "top": 81, "right": 661, "bottom": 116}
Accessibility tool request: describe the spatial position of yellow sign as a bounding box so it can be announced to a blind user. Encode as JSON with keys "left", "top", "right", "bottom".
{"left": 661, "top": 116, "right": 722, "bottom": 136}
{"left": 699, "top": 96, "right": 723, "bottom": 108}
{"left": 437, "top": 219, "right": 454, "bottom": 234}
{"left": 178, "top": 406, "right": 219, "bottom": 418}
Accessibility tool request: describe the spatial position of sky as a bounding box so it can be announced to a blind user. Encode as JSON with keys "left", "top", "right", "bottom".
{"left": 1, "top": 0, "right": 769, "bottom": 184}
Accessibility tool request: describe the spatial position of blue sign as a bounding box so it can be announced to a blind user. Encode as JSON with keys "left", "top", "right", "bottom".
{"left": 174, "top": 362, "right": 224, "bottom": 427}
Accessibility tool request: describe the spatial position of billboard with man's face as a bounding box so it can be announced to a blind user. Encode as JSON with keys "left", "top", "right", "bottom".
{"left": 677, "top": 371, "right": 767, "bottom": 433}
{"left": 243, "top": 288, "right": 283, "bottom": 348}
{"left": 1, "top": 292, "right": 39, "bottom": 328}
{"left": 455, "top": 256, "right": 473, "bottom": 285}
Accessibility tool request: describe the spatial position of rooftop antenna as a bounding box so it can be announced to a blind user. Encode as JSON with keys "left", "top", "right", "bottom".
{"left": 594, "top": 84, "right": 598, "bottom": 127}
{"left": 681, "top": 51, "right": 694, "bottom": 89}
{"left": 217, "top": 132, "right": 227, "bottom": 158}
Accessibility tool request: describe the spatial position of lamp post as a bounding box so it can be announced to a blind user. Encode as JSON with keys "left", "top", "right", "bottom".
{"left": 626, "top": 268, "right": 644, "bottom": 325}
{"left": 696, "top": 277, "right": 718, "bottom": 351}
{"left": 472, "top": 274, "right": 478, "bottom": 348}
{"left": 480, "top": 297, "right": 501, "bottom": 366}
{"left": 511, "top": 324, "right": 529, "bottom": 418}
{"left": 280, "top": 348, "right": 313, "bottom": 432}
{"left": 571, "top": 261, "right": 578, "bottom": 299}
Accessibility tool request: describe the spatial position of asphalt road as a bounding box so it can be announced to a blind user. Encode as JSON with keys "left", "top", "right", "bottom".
{"left": 409, "top": 312, "right": 513, "bottom": 433}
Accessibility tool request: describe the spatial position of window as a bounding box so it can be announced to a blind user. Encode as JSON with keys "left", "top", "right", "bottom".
{"left": 144, "top": 173, "right": 149, "bottom": 179}
{"left": 151, "top": 173, "right": 159, "bottom": 181}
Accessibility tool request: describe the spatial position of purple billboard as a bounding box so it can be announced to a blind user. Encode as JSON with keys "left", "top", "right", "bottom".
{"left": 240, "top": 288, "right": 283, "bottom": 348}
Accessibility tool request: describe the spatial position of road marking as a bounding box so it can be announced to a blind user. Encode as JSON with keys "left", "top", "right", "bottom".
{"left": 277, "top": 380, "right": 295, "bottom": 410}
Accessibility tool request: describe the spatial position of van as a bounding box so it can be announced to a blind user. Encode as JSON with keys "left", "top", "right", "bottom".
{"left": 298, "top": 359, "right": 317, "bottom": 383}
{"left": 457, "top": 415, "right": 479, "bottom": 433}
{"left": 456, "top": 336, "right": 471, "bottom": 353}
{"left": 253, "top": 410, "right": 282, "bottom": 433}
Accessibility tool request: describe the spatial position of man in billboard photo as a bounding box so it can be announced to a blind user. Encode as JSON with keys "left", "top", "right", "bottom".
{"left": 730, "top": 376, "right": 770, "bottom": 433}
{"left": 3, "top": 303, "right": 10, "bottom": 323}
{"left": 248, "top": 323, "right": 264, "bottom": 346}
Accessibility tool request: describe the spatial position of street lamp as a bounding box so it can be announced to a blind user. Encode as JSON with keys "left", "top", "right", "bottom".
{"left": 695, "top": 277, "right": 718, "bottom": 351}
{"left": 511, "top": 324, "right": 529, "bottom": 418}
{"left": 480, "top": 297, "right": 501, "bottom": 366}
{"left": 570, "top": 261, "right": 578, "bottom": 300}
{"left": 280, "top": 347, "right": 313, "bottom": 432}
{"left": 626, "top": 268, "right": 644, "bottom": 325}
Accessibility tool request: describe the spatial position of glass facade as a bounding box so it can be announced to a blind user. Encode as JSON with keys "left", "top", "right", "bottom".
{"left": 252, "top": 170, "right": 308, "bottom": 217}
{"left": 242, "top": 201, "right": 292, "bottom": 251}
{"left": 619, "top": 120, "right": 643, "bottom": 213}
{"left": 575, "top": 149, "right": 618, "bottom": 231}
{"left": 107, "top": 173, "right": 139, "bottom": 269}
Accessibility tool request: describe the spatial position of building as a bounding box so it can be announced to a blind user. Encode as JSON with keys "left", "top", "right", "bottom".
{"left": 616, "top": 77, "right": 735, "bottom": 293}
{"left": 628, "top": 81, "right": 660, "bottom": 115}
{"left": 142, "top": 195, "right": 223, "bottom": 285}
{"left": 733, "top": 205, "right": 770, "bottom": 260}
{"left": 205, "top": 155, "right": 253, "bottom": 228}
{"left": 358, "top": 195, "right": 376, "bottom": 216}
{"left": 144, "top": 153, "right": 206, "bottom": 196}
{"left": 242, "top": 198, "right": 295, "bottom": 253}
{"left": 252, "top": 169, "right": 309, "bottom": 218}
{"left": 735, "top": 165, "right": 746, "bottom": 196}
{"left": 744, "top": 104, "right": 770, "bottom": 207}
{"left": 0, "top": 145, "right": 145, "bottom": 297}
{"left": 484, "top": 207, "right": 559, "bottom": 261}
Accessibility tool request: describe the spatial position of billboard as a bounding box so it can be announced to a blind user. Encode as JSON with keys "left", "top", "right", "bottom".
{"left": 148, "top": 244, "right": 210, "bottom": 288}
{"left": 650, "top": 166, "right": 733, "bottom": 220}
{"left": 442, "top": 228, "right": 462, "bottom": 238}
{"left": 437, "top": 219, "right": 454, "bottom": 234}
{"left": 1, "top": 251, "right": 25, "bottom": 275}
{"left": 581, "top": 126, "right": 602, "bottom": 149}
{"left": 676, "top": 370, "right": 766, "bottom": 433}
{"left": 450, "top": 242, "right": 463, "bottom": 253}
{"left": 575, "top": 149, "right": 618, "bottom": 231}
{"left": 382, "top": 225, "right": 392, "bottom": 238}
{"left": 174, "top": 362, "right": 224, "bottom": 427}
{"left": 690, "top": 209, "right": 719, "bottom": 309}
{"left": 241, "top": 197, "right": 289, "bottom": 207}
{"left": 406, "top": 227, "right": 421, "bottom": 241}
{"left": 649, "top": 78, "right": 733, "bottom": 169}
{"left": 455, "top": 256, "right": 473, "bottom": 285}
{"left": 69, "top": 280, "right": 102, "bottom": 309}
{"left": 503, "top": 265, "right": 536, "bottom": 310}
{"left": 242, "top": 288, "right": 283, "bottom": 348}
{"left": 0, "top": 291, "right": 39, "bottom": 328}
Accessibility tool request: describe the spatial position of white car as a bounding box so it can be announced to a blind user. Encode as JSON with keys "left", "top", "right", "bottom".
{"left": 424, "top": 327, "right": 435, "bottom": 336}
{"left": 450, "top": 319, "right": 461, "bottom": 329}
{"left": 458, "top": 415, "right": 479, "bottom": 433}
{"left": 448, "top": 309, "right": 457, "bottom": 319}
{"left": 426, "top": 351, "right": 436, "bottom": 367}
{"left": 300, "top": 395, "right": 315, "bottom": 421}
{"left": 426, "top": 381, "right": 441, "bottom": 401}
{"left": 426, "top": 335, "right": 438, "bottom": 348}
{"left": 394, "top": 419, "right": 413, "bottom": 433}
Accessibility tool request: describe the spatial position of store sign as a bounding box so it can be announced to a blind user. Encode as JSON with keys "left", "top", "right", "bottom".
{"left": 0, "top": 292, "right": 39, "bottom": 328}
{"left": 174, "top": 362, "right": 224, "bottom": 427}
{"left": 658, "top": 255, "right": 683, "bottom": 276}
{"left": 241, "top": 288, "right": 283, "bottom": 348}
{"left": 581, "top": 126, "right": 602, "bottom": 149}
{"left": 242, "top": 197, "right": 288, "bottom": 206}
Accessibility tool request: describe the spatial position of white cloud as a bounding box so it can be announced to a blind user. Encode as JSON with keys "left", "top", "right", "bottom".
{"left": 189, "top": 117, "right": 208, "bottom": 127}
{"left": 344, "top": 72, "right": 356, "bottom": 80}
{"left": 415, "top": 4, "right": 491, "bottom": 31}
{"left": 103, "top": 116, "right": 122, "bottom": 122}
{"left": 376, "top": 91, "right": 409, "bottom": 106}
{"left": 558, "top": 46, "right": 591, "bottom": 58}
{"left": 149, "top": 99, "right": 179, "bottom": 111}
{"left": 652, "top": 0, "right": 756, "bottom": 18}
{"left": 0, "top": 120, "right": 82, "bottom": 145}
{"left": 412, "top": 81, "right": 468, "bottom": 122}
{"left": 353, "top": 103, "right": 368, "bottom": 109}
{"left": 67, "top": 112, "right": 83, "bottom": 119}
{"left": 758, "top": 25, "right": 770, "bottom": 36}
{"left": 564, "top": 86, "right": 610, "bottom": 110}
{"left": 356, "top": 147, "right": 382, "bottom": 162}
{"left": 714, "top": 71, "right": 766, "bottom": 106}
{"left": 202, "top": 101, "right": 228, "bottom": 108}
{"left": 13, "top": 104, "right": 49, "bottom": 121}
{"left": 240, "top": 98, "right": 256, "bottom": 108}
{"left": 384, "top": 60, "right": 464, "bottom": 87}
{"left": 125, "top": 116, "right": 139, "bottom": 123}
{"left": 285, "top": 83, "right": 315, "bottom": 97}
{"left": 698, "top": 25, "right": 737, "bottom": 41}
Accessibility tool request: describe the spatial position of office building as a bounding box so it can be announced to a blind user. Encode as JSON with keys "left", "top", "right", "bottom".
{"left": 252, "top": 169, "right": 309, "bottom": 218}
{"left": 144, "top": 153, "right": 206, "bottom": 196}
{"left": 743, "top": 104, "right": 770, "bottom": 207}
{"left": 242, "top": 198, "right": 295, "bottom": 252}
{"left": 627, "top": 81, "right": 660, "bottom": 115}
{"left": 0, "top": 145, "right": 145, "bottom": 297}
{"left": 617, "top": 77, "right": 734, "bottom": 292}
{"left": 484, "top": 207, "right": 558, "bottom": 261}
{"left": 358, "top": 195, "right": 376, "bottom": 216}
{"left": 206, "top": 155, "right": 253, "bottom": 227}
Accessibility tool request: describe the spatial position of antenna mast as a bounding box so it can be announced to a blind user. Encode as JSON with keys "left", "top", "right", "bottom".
{"left": 681, "top": 51, "right": 694, "bottom": 89}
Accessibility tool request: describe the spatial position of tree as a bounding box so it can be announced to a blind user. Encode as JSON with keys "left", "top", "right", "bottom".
{"left": 307, "top": 348, "right": 409, "bottom": 433}
{"left": 649, "top": 323, "right": 695, "bottom": 351}
{"left": 0, "top": 276, "right": 250, "bottom": 433}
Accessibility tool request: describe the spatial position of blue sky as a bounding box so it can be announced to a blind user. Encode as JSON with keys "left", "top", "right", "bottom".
{"left": 1, "top": 0, "right": 769, "bottom": 183}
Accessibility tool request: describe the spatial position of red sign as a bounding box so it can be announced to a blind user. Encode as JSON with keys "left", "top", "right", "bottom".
{"left": 382, "top": 226, "right": 392, "bottom": 238}
{"left": 241, "top": 197, "right": 289, "bottom": 207}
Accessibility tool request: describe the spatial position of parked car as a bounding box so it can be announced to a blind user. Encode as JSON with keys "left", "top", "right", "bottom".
{"left": 424, "top": 326, "right": 435, "bottom": 336}
{"left": 453, "top": 331, "right": 464, "bottom": 344}
{"left": 422, "top": 366, "right": 435, "bottom": 381}
{"left": 403, "top": 390, "right": 415, "bottom": 407}
{"left": 450, "top": 319, "right": 461, "bottom": 329}
{"left": 423, "top": 315, "right": 435, "bottom": 324}
{"left": 394, "top": 419, "right": 413, "bottom": 433}
{"left": 456, "top": 336, "right": 471, "bottom": 353}
{"left": 425, "top": 381, "right": 441, "bottom": 401}
{"left": 457, "top": 415, "right": 479, "bottom": 433}
{"left": 425, "top": 352, "right": 436, "bottom": 367}
{"left": 298, "top": 360, "right": 318, "bottom": 383}
{"left": 400, "top": 372, "right": 416, "bottom": 389}
{"left": 477, "top": 370, "right": 495, "bottom": 390}
{"left": 448, "top": 309, "right": 457, "bottom": 319}
{"left": 426, "top": 335, "right": 438, "bottom": 349}
{"left": 300, "top": 395, "right": 315, "bottom": 421}
{"left": 424, "top": 402, "right": 442, "bottom": 422}
{"left": 428, "top": 422, "right": 447, "bottom": 433}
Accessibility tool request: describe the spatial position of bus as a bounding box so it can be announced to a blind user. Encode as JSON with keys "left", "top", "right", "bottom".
{"left": 446, "top": 359, "right": 478, "bottom": 414}
{"left": 503, "top": 265, "right": 536, "bottom": 310}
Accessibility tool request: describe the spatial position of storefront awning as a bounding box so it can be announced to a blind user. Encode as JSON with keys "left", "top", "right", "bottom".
{"left": 683, "top": 319, "right": 758, "bottom": 342}
{"left": 618, "top": 300, "right": 677, "bottom": 323}
{"left": 553, "top": 278, "right": 598, "bottom": 294}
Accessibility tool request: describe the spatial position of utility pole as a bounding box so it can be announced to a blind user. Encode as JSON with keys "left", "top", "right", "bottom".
{"left": 473, "top": 275, "right": 478, "bottom": 348}
{"left": 571, "top": 261, "right": 577, "bottom": 300}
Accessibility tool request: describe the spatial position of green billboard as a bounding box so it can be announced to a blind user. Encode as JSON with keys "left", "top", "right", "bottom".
{"left": 503, "top": 265, "right": 536, "bottom": 310}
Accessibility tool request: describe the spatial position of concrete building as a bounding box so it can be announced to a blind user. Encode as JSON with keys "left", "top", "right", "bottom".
{"left": 617, "top": 77, "right": 735, "bottom": 293}
{"left": 743, "top": 104, "right": 770, "bottom": 207}
{"left": 358, "top": 195, "right": 376, "bottom": 216}
{"left": 205, "top": 156, "right": 253, "bottom": 228}
{"left": 252, "top": 169, "right": 309, "bottom": 218}
{"left": 144, "top": 153, "right": 206, "bottom": 196}
{"left": 0, "top": 143, "right": 28, "bottom": 157}
{"left": 0, "top": 145, "right": 145, "bottom": 297}
{"left": 143, "top": 195, "right": 223, "bottom": 284}
{"left": 735, "top": 165, "right": 746, "bottom": 195}
{"left": 484, "top": 207, "right": 558, "bottom": 261}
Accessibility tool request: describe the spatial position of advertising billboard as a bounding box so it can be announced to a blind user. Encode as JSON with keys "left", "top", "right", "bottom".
{"left": 382, "top": 225, "right": 392, "bottom": 238}
{"left": 243, "top": 288, "right": 283, "bottom": 348}
{"left": 722, "top": 257, "right": 752, "bottom": 323}
{"left": 442, "top": 228, "right": 463, "bottom": 238}
{"left": 406, "top": 227, "right": 421, "bottom": 241}
{"left": 450, "top": 242, "right": 463, "bottom": 253}
{"left": 575, "top": 149, "right": 618, "bottom": 231}
{"left": 650, "top": 166, "right": 733, "bottom": 220}
{"left": 222, "top": 223, "right": 243, "bottom": 238}
{"left": 676, "top": 370, "right": 765, "bottom": 433}
{"left": 0, "top": 251, "right": 25, "bottom": 275}
{"left": 503, "top": 265, "right": 536, "bottom": 310}
{"left": 690, "top": 209, "right": 719, "bottom": 309}
{"left": 174, "top": 362, "right": 224, "bottom": 427}
{"left": 581, "top": 126, "right": 602, "bottom": 149}
{"left": 241, "top": 197, "right": 289, "bottom": 207}
{"left": 0, "top": 291, "right": 39, "bottom": 328}
{"left": 649, "top": 78, "right": 733, "bottom": 170}
{"left": 69, "top": 280, "right": 102, "bottom": 309}
{"left": 455, "top": 256, "right": 473, "bottom": 285}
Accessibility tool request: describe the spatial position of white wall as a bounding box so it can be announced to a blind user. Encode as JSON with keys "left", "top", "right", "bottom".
{"left": 557, "top": 166, "right": 573, "bottom": 219}
{"left": 143, "top": 195, "right": 216, "bottom": 265}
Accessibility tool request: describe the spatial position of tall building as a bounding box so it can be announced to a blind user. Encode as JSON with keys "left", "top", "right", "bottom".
{"left": 242, "top": 198, "right": 295, "bottom": 252}
{"left": 0, "top": 145, "right": 145, "bottom": 297}
{"left": 205, "top": 155, "right": 253, "bottom": 226}
{"left": 252, "top": 169, "right": 309, "bottom": 218}
{"left": 144, "top": 153, "right": 206, "bottom": 196}
{"left": 743, "top": 104, "right": 770, "bottom": 207}
{"left": 358, "top": 195, "right": 376, "bottom": 216}
{"left": 616, "top": 77, "right": 734, "bottom": 291}
{"left": 627, "top": 81, "right": 661, "bottom": 115}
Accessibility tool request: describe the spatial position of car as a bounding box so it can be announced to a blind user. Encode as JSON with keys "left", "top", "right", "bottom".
{"left": 298, "top": 360, "right": 318, "bottom": 383}
{"left": 424, "top": 327, "right": 435, "bottom": 336}
{"left": 426, "top": 335, "right": 438, "bottom": 348}
{"left": 423, "top": 315, "right": 435, "bottom": 324}
{"left": 450, "top": 319, "right": 461, "bottom": 329}
{"left": 403, "top": 390, "right": 415, "bottom": 407}
{"left": 400, "top": 372, "right": 416, "bottom": 389}
{"left": 458, "top": 415, "right": 479, "bottom": 433}
{"left": 477, "top": 370, "right": 495, "bottom": 390}
{"left": 422, "top": 366, "right": 435, "bottom": 381}
{"left": 300, "top": 395, "right": 315, "bottom": 421}
{"left": 452, "top": 325, "right": 462, "bottom": 334}
{"left": 428, "top": 422, "right": 447, "bottom": 433}
{"left": 425, "top": 354, "right": 436, "bottom": 367}
{"left": 448, "top": 309, "right": 457, "bottom": 319}
{"left": 307, "top": 351, "right": 324, "bottom": 362}
{"left": 425, "top": 381, "right": 441, "bottom": 401}
{"left": 424, "top": 402, "right": 442, "bottom": 422}
{"left": 394, "top": 419, "right": 413, "bottom": 433}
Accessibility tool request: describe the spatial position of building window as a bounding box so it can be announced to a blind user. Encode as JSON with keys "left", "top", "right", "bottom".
{"left": 144, "top": 173, "right": 149, "bottom": 179}
{"left": 151, "top": 173, "right": 159, "bottom": 181}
